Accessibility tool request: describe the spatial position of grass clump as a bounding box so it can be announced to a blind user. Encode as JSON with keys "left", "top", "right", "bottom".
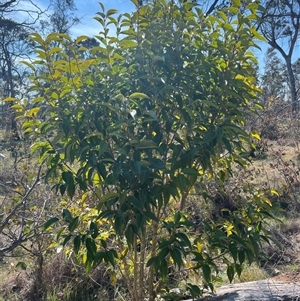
{"left": 237, "top": 264, "right": 270, "bottom": 283}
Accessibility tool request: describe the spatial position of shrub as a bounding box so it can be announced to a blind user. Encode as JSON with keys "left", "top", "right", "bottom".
{"left": 11, "top": 1, "right": 277, "bottom": 300}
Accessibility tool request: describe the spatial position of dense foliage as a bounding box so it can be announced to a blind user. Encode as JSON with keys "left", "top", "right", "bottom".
{"left": 11, "top": 0, "right": 276, "bottom": 300}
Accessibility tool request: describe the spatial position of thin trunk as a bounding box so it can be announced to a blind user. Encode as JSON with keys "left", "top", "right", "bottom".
{"left": 3, "top": 46, "right": 19, "bottom": 139}
{"left": 148, "top": 221, "right": 159, "bottom": 301}
{"left": 285, "top": 58, "right": 298, "bottom": 112}
{"left": 139, "top": 227, "right": 146, "bottom": 300}
{"left": 118, "top": 237, "right": 135, "bottom": 300}
{"left": 133, "top": 236, "right": 139, "bottom": 301}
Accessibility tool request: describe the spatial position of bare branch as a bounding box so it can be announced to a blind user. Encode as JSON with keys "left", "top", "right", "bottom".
{"left": 205, "top": 0, "right": 219, "bottom": 16}
{"left": 0, "top": 165, "right": 44, "bottom": 256}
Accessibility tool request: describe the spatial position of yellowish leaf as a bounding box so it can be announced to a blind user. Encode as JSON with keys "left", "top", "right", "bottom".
{"left": 270, "top": 189, "right": 279, "bottom": 197}
{"left": 120, "top": 248, "right": 128, "bottom": 260}
{"left": 250, "top": 131, "right": 260, "bottom": 140}
{"left": 110, "top": 271, "right": 117, "bottom": 287}
{"left": 225, "top": 223, "right": 234, "bottom": 236}
{"left": 197, "top": 241, "right": 202, "bottom": 253}
{"left": 262, "top": 197, "right": 272, "bottom": 206}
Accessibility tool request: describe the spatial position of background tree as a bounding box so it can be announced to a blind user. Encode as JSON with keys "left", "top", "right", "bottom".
{"left": 257, "top": 48, "right": 288, "bottom": 139}
{"left": 290, "top": 58, "right": 300, "bottom": 102}
{"left": 40, "top": 0, "right": 79, "bottom": 35}
{"left": 0, "top": 0, "right": 45, "bottom": 139}
{"left": 260, "top": 47, "right": 287, "bottom": 106}
{"left": 258, "top": 0, "right": 300, "bottom": 112}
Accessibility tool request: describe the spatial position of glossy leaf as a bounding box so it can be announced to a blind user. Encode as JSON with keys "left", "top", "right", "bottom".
{"left": 43, "top": 217, "right": 59, "bottom": 230}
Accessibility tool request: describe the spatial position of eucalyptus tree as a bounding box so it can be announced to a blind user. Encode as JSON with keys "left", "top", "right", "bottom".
{"left": 260, "top": 48, "right": 287, "bottom": 106}
{"left": 258, "top": 0, "right": 300, "bottom": 112}
{"left": 0, "top": 0, "right": 45, "bottom": 138}
{"left": 39, "top": 0, "right": 79, "bottom": 35}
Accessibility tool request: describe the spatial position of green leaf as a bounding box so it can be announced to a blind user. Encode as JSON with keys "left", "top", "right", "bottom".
{"left": 43, "top": 217, "right": 59, "bottom": 230}
{"left": 100, "top": 239, "right": 107, "bottom": 248}
{"left": 174, "top": 174, "right": 188, "bottom": 194}
{"left": 68, "top": 216, "right": 79, "bottom": 232}
{"left": 48, "top": 47, "right": 62, "bottom": 56}
{"left": 30, "top": 33, "right": 45, "bottom": 45}
{"left": 75, "top": 35, "right": 90, "bottom": 44}
{"left": 96, "top": 192, "right": 119, "bottom": 208}
{"left": 63, "top": 235, "right": 71, "bottom": 246}
{"left": 129, "top": 92, "right": 150, "bottom": 100}
{"left": 170, "top": 248, "right": 182, "bottom": 269}
{"left": 98, "top": 210, "right": 115, "bottom": 219}
{"left": 174, "top": 211, "right": 181, "bottom": 224}
{"left": 149, "top": 158, "right": 165, "bottom": 170}
{"left": 128, "top": 196, "right": 143, "bottom": 212}
{"left": 21, "top": 60, "right": 35, "bottom": 71}
{"left": 86, "top": 238, "right": 97, "bottom": 258}
{"left": 235, "top": 263, "right": 243, "bottom": 278}
{"left": 106, "top": 8, "right": 118, "bottom": 16}
{"left": 67, "top": 181, "right": 76, "bottom": 199}
{"left": 238, "top": 249, "right": 245, "bottom": 265}
{"left": 143, "top": 211, "right": 158, "bottom": 222}
{"left": 182, "top": 168, "right": 199, "bottom": 176}
{"left": 246, "top": 249, "right": 254, "bottom": 264}
{"left": 62, "top": 171, "right": 76, "bottom": 199}
{"left": 227, "top": 265, "right": 235, "bottom": 283}
{"left": 16, "top": 262, "right": 27, "bottom": 270}
{"left": 146, "top": 256, "right": 157, "bottom": 267}
{"left": 187, "top": 283, "right": 202, "bottom": 298}
{"left": 119, "top": 40, "right": 137, "bottom": 48}
{"left": 202, "top": 264, "right": 211, "bottom": 282}
{"left": 105, "top": 250, "right": 116, "bottom": 267}
{"left": 229, "top": 243, "right": 238, "bottom": 262}
{"left": 62, "top": 209, "right": 73, "bottom": 223}
{"left": 74, "top": 236, "right": 81, "bottom": 255}
{"left": 90, "top": 222, "right": 99, "bottom": 239}
{"left": 160, "top": 258, "right": 168, "bottom": 281}
{"left": 94, "top": 251, "right": 104, "bottom": 265}
{"left": 222, "top": 137, "right": 232, "bottom": 153}
{"left": 176, "top": 232, "right": 192, "bottom": 249}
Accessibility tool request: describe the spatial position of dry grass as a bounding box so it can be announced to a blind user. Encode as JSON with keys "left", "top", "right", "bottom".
{"left": 247, "top": 142, "right": 300, "bottom": 189}
{"left": 237, "top": 264, "right": 270, "bottom": 283}
{"left": 0, "top": 263, "right": 33, "bottom": 301}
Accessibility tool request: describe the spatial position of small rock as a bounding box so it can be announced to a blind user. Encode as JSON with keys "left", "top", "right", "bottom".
{"left": 272, "top": 268, "right": 281, "bottom": 276}
{"left": 170, "top": 288, "right": 181, "bottom": 294}
{"left": 283, "top": 255, "right": 291, "bottom": 263}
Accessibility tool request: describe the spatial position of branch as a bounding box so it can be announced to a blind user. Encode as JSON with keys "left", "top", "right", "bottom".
{"left": 205, "top": 0, "right": 219, "bottom": 16}
{"left": 0, "top": 0, "right": 17, "bottom": 11}
{"left": 0, "top": 236, "right": 27, "bottom": 255}
{"left": 0, "top": 165, "right": 43, "bottom": 256}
